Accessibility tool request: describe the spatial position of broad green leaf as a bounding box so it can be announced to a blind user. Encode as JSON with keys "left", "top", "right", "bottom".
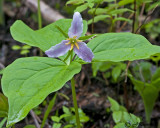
{"left": 88, "top": 15, "right": 110, "bottom": 24}
{"left": 1, "top": 57, "right": 81, "bottom": 127}
{"left": 112, "top": 111, "right": 122, "bottom": 123}
{"left": 0, "top": 93, "right": 8, "bottom": 117}
{"left": 87, "top": 33, "right": 160, "bottom": 62}
{"left": 129, "top": 76, "right": 158, "bottom": 123}
{"left": 10, "top": 19, "right": 88, "bottom": 51}
{"left": 108, "top": 97, "right": 120, "bottom": 111}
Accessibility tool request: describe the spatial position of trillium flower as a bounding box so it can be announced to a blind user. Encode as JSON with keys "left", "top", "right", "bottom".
{"left": 45, "top": 12, "right": 94, "bottom": 62}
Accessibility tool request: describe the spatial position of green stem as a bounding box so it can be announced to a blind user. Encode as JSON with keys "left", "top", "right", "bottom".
{"left": 37, "top": 0, "right": 43, "bottom": 56}
{"left": 41, "top": 93, "right": 57, "bottom": 128}
{"left": 0, "top": 0, "right": 5, "bottom": 26}
{"left": 70, "top": 50, "right": 73, "bottom": 63}
{"left": 71, "top": 77, "right": 81, "bottom": 128}
{"left": 63, "top": 50, "right": 72, "bottom": 63}
{"left": 92, "top": 3, "right": 100, "bottom": 34}
{"left": 38, "top": 0, "right": 42, "bottom": 29}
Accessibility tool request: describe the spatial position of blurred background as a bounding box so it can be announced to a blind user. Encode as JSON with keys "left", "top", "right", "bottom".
{"left": 0, "top": 0, "right": 160, "bottom": 128}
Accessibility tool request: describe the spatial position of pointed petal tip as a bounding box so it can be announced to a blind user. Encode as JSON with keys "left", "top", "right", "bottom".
{"left": 74, "top": 12, "right": 81, "bottom": 16}
{"left": 68, "top": 12, "right": 83, "bottom": 38}
{"left": 45, "top": 40, "right": 71, "bottom": 58}
{"left": 74, "top": 42, "right": 94, "bottom": 63}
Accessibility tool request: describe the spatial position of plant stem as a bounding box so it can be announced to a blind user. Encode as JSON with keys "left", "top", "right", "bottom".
{"left": 41, "top": 93, "right": 57, "bottom": 128}
{"left": 38, "top": 0, "right": 42, "bottom": 29}
{"left": 71, "top": 77, "right": 81, "bottom": 128}
{"left": 0, "top": 0, "right": 5, "bottom": 26}
{"left": 37, "top": 0, "right": 43, "bottom": 56}
{"left": 132, "top": 0, "right": 136, "bottom": 33}
{"left": 92, "top": 3, "right": 100, "bottom": 34}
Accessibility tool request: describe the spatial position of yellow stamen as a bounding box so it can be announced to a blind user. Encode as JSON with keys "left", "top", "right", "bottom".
{"left": 65, "top": 41, "right": 71, "bottom": 45}
{"left": 75, "top": 43, "right": 79, "bottom": 49}
{"left": 70, "top": 44, "right": 74, "bottom": 50}
{"left": 73, "top": 36, "right": 77, "bottom": 39}
{"left": 77, "top": 40, "right": 82, "bottom": 42}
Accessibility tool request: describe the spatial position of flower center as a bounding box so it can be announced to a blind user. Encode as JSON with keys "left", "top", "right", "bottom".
{"left": 70, "top": 38, "right": 77, "bottom": 44}
{"left": 65, "top": 36, "right": 82, "bottom": 51}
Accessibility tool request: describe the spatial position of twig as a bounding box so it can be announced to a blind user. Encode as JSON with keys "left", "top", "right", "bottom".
{"left": 117, "top": 13, "right": 133, "bottom": 32}
{"left": 30, "top": 110, "right": 40, "bottom": 128}
{"left": 92, "top": 3, "right": 100, "bottom": 34}
{"left": 24, "top": 0, "right": 65, "bottom": 23}
{"left": 125, "top": 61, "right": 131, "bottom": 83}
{"left": 135, "top": 4, "right": 158, "bottom": 34}
{"left": 132, "top": 0, "right": 137, "bottom": 33}
{"left": 123, "top": 61, "right": 131, "bottom": 110}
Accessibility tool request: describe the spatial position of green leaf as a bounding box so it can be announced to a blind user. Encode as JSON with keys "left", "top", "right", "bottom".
{"left": 79, "top": 34, "right": 97, "bottom": 41}
{"left": 123, "top": 112, "right": 140, "bottom": 127}
{"left": 20, "top": 49, "right": 30, "bottom": 55}
{"left": 88, "top": 15, "right": 110, "bottom": 24}
{"left": 112, "top": 111, "right": 122, "bottom": 123}
{"left": 12, "top": 45, "right": 21, "bottom": 50}
{"left": 1, "top": 57, "right": 81, "bottom": 127}
{"left": 75, "top": 3, "right": 89, "bottom": 13}
{"left": 10, "top": 19, "right": 88, "bottom": 51}
{"left": 109, "top": 8, "right": 134, "bottom": 15}
{"left": 108, "top": 97, "right": 120, "bottom": 111}
{"left": 24, "top": 125, "right": 36, "bottom": 128}
{"left": 51, "top": 116, "right": 61, "bottom": 123}
{"left": 151, "top": 67, "right": 160, "bottom": 82}
{"left": 0, "top": 93, "right": 8, "bottom": 117}
{"left": 87, "top": 33, "right": 160, "bottom": 62}
{"left": 129, "top": 76, "right": 158, "bottom": 123}
{"left": 114, "top": 123, "right": 125, "bottom": 128}
{"left": 52, "top": 123, "right": 62, "bottom": 128}
{"left": 118, "top": 0, "right": 134, "bottom": 6}
{"left": 0, "top": 117, "right": 7, "bottom": 128}
{"left": 88, "top": 8, "right": 107, "bottom": 15}
{"left": 113, "top": 17, "right": 132, "bottom": 23}
{"left": 66, "top": 0, "right": 84, "bottom": 5}
{"left": 41, "top": 93, "right": 57, "bottom": 128}
{"left": 22, "top": 45, "right": 32, "bottom": 50}
{"left": 112, "top": 66, "right": 121, "bottom": 82}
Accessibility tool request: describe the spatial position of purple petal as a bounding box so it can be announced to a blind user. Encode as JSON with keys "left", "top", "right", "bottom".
{"left": 68, "top": 12, "right": 83, "bottom": 38}
{"left": 73, "top": 42, "right": 94, "bottom": 62}
{"left": 45, "top": 40, "right": 71, "bottom": 58}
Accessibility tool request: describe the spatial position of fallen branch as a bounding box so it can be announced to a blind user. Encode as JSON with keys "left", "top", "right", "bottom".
{"left": 25, "top": 0, "right": 65, "bottom": 23}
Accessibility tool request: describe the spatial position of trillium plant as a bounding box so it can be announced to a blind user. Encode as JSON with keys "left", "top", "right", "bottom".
{"left": 45, "top": 12, "right": 94, "bottom": 63}
{"left": 1, "top": 10, "right": 160, "bottom": 128}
